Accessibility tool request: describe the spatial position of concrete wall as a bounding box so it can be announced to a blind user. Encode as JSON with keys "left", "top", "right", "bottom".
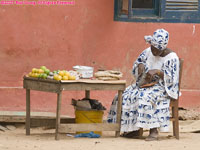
{"left": 0, "top": 0, "right": 200, "bottom": 116}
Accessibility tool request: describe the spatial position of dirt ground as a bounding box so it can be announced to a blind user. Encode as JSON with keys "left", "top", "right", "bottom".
{"left": 0, "top": 109, "right": 200, "bottom": 150}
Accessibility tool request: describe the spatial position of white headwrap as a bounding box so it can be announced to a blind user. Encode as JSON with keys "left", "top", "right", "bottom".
{"left": 144, "top": 29, "right": 169, "bottom": 50}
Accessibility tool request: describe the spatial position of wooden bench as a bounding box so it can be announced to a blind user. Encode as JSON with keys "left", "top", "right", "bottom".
{"left": 23, "top": 77, "right": 126, "bottom": 140}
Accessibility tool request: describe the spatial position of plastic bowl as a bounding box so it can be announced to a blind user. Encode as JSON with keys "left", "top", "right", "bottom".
{"left": 73, "top": 66, "right": 94, "bottom": 78}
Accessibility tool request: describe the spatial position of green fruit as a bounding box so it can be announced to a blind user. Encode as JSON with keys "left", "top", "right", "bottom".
{"left": 44, "top": 69, "right": 50, "bottom": 75}
{"left": 38, "top": 74, "right": 42, "bottom": 78}
{"left": 40, "top": 66, "right": 47, "bottom": 71}
{"left": 40, "top": 73, "right": 43, "bottom": 78}
{"left": 42, "top": 74, "right": 47, "bottom": 79}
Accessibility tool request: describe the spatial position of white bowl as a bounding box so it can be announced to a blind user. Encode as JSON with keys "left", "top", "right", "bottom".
{"left": 73, "top": 66, "right": 94, "bottom": 78}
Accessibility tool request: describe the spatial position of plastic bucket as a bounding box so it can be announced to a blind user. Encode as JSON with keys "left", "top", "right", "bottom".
{"left": 75, "top": 110, "right": 104, "bottom": 135}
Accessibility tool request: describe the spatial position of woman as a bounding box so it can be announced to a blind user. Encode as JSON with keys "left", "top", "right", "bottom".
{"left": 108, "top": 29, "right": 180, "bottom": 141}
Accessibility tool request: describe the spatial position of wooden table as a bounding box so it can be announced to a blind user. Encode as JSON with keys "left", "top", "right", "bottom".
{"left": 23, "top": 76, "right": 126, "bottom": 140}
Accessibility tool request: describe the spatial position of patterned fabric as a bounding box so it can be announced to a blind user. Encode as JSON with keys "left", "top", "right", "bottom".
{"left": 144, "top": 29, "right": 169, "bottom": 50}
{"left": 108, "top": 47, "right": 180, "bottom": 132}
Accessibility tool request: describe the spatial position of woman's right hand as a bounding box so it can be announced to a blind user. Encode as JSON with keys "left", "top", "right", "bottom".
{"left": 138, "top": 63, "right": 145, "bottom": 76}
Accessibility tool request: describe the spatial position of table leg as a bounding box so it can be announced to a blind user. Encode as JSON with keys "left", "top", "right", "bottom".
{"left": 55, "top": 92, "right": 62, "bottom": 140}
{"left": 26, "top": 89, "right": 30, "bottom": 135}
{"left": 85, "top": 90, "right": 90, "bottom": 99}
{"left": 115, "top": 90, "right": 123, "bottom": 137}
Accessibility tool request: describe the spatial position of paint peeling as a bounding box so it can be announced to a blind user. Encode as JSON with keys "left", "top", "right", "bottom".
{"left": 192, "top": 25, "right": 195, "bottom": 35}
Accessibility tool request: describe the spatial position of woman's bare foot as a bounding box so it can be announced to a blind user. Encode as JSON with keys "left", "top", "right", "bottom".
{"left": 121, "top": 131, "right": 140, "bottom": 138}
{"left": 145, "top": 128, "right": 158, "bottom": 141}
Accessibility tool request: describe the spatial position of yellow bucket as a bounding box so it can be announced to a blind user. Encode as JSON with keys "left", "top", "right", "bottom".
{"left": 75, "top": 110, "right": 104, "bottom": 135}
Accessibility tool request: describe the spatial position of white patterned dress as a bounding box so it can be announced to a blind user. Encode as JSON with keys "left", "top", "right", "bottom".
{"left": 108, "top": 47, "right": 180, "bottom": 132}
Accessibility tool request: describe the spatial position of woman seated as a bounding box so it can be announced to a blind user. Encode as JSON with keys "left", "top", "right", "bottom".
{"left": 108, "top": 29, "right": 180, "bottom": 141}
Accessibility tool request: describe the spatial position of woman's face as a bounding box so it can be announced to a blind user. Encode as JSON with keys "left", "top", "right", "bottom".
{"left": 151, "top": 45, "right": 163, "bottom": 56}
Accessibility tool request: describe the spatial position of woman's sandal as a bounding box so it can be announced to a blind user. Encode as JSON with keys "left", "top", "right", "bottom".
{"left": 120, "top": 131, "right": 140, "bottom": 138}
{"left": 145, "top": 135, "right": 158, "bottom": 141}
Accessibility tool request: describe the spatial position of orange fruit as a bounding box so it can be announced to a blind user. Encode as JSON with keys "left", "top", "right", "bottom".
{"left": 57, "top": 75, "right": 62, "bottom": 81}
{"left": 32, "top": 68, "right": 37, "bottom": 73}
{"left": 65, "top": 71, "right": 70, "bottom": 76}
{"left": 59, "top": 71, "right": 64, "bottom": 77}
{"left": 62, "top": 76, "right": 68, "bottom": 80}
{"left": 32, "top": 73, "right": 36, "bottom": 78}
{"left": 28, "top": 72, "right": 32, "bottom": 77}
{"left": 69, "top": 75, "right": 76, "bottom": 80}
{"left": 35, "top": 73, "right": 39, "bottom": 78}
{"left": 54, "top": 74, "right": 62, "bottom": 81}
{"left": 38, "top": 69, "right": 44, "bottom": 74}
{"left": 53, "top": 74, "right": 59, "bottom": 80}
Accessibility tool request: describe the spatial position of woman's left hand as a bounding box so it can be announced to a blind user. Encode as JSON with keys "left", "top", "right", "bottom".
{"left": 147, "top": 69, "right": 163, "bottom": 80}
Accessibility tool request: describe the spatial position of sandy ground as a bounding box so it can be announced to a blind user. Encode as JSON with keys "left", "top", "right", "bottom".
{"left": 0, "top": 120, "right": 200, "bottom": 150}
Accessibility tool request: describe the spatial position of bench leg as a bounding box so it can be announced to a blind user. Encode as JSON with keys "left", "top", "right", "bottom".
{"left": 26, "top": 89, "right": 30, "bottom": 135}
{"left": 55, "top": 92, "right": 62, "bottom": 140}
{"left": 139, "top": 128, "right": 143, "bottom": 138}
{"left": 115, "top": 90, "right": 123, "bottom": 137}
{"left": 172, "top": 106, "right": 179, "bottom": 139}
{"left": 85, "top": 90, "right": 90, "bottom": 99}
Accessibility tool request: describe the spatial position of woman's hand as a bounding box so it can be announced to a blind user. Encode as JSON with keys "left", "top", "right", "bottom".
{"left": 147, "top": 69, "right": 164, "bottom": 80}
{"left": 138, "top": 64, "right": 145, "bottom": 76}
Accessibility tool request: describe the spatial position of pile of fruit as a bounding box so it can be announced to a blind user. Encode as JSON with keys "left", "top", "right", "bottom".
{"left": 28, "top": 66, "right": 78, "bottom": 81}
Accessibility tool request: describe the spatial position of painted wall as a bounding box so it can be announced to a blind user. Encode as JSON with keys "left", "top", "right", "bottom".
{"left": 0, "top": 0, "right": 200, "bottom": 117}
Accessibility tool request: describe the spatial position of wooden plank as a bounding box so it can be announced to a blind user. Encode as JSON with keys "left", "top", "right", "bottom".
{"left": 166, "top": 0, "right": 198, "bottom": 3}
{"left": 61, "top": 83, "right": 126, "bottom": 91}
{"left": 24, "top": 79, "right": 61, "bottom": 93}
{"left": 0, "top": 111, "right": 65, "bottom": 118}
{"left": 24, "top": 76, "right": 126, "bottom": 84}
{"left": 31, "top": 118, "right": 75, "bottom": 127}
{"left": 24, "top": 78, "right": 126, "bottom": 92}
{"left": 24, "top": 76, "right": 59, "bottom": 83}
{"left": 0, "top": 116, "right": 25, "bottom": 122}
{"left": 166, "top": 0, "right": 198, "bottom": 11}
{"left": 122, "top": 0, "right": 128, "bottom": 11}
{"left": 61, "top": 79, "right": 126, "bottom": 84}
{"left": 0, "top": 116, "right": 75, "bottom": 126}
{"left": 167, "top": 3, "right": 198, "bottom": 6}
{"left": 24, "top": 77, "right": 126, "bottom": 91}
{"left": 59, "top": 123, "right": 119, "bottom": 133}
{"left": 0, "top": 111, "right": 72, "bottom": 122}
